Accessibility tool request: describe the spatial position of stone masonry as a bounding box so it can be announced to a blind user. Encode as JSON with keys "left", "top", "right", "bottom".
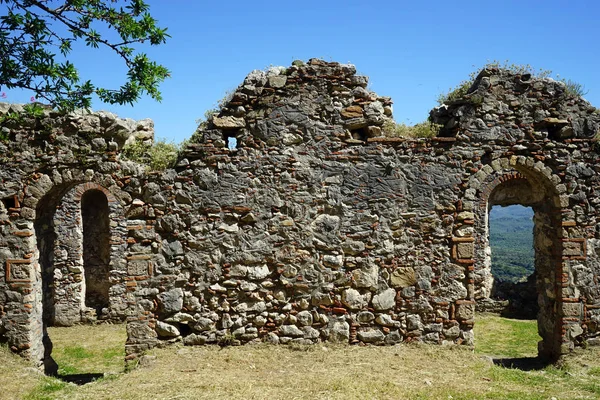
{"left": 1, "top": 59, "right": 600, "bottom": 371}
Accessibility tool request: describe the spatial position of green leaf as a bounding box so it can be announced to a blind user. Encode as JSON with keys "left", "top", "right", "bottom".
{"left": 0, "top": 0, "right": 170, "bottom": 112}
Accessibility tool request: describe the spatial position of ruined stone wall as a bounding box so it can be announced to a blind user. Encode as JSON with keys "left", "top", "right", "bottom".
{"left": 2, "top": 59, "right": 600, "bottom": 369}
{"left": 0, "top": 106, "right": 149, "bottom": 366}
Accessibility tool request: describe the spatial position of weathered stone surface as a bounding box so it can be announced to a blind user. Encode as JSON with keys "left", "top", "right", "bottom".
{"left": 279, "top": 325, "right": 304, "bottom": 337}
{"left": 407, "top": 315, "right": 422, "bottom": 331}
{"left": 342, "top": 239, "right": 365, "bottom": 256}
{"left": 357, "top": 311, "right": 375, "bottom": 323}
{"left": 391, "top": 267, "right": 417, "bottom": 288}
{"left": 455, "top": 303, "right": 475, "bottom": 320}
{"left": 296, "top": 311, "right": 313, "bottom": 326}
{"left": 375, "top": 314, "right": 397, "bottom": 327}
{"left": 212, "top": 116, "right": 246, "bottom": 129}
{"left": 353, "top": 265, "right": 379, "bottom": 289}
{"left": 372, "top": 289, "right": 396, "bottom": 311}
{"left": 268, "top": 75, "right": 287, "bottom": 88}
{"left": 183, "top": 334, "right": 206, "bottom": 346}
{"left": 341, "top": 106, "right": 364, "bottom": 119}
{"left": 456, "top": 242, "right": 474, "bottom": 259}
{"left": 357, "top": 329, "right": 385, "bottom": 343}
{"left": 157, "top": 288, "right": 184, "bottom": 315}
{"left": 328, "top": 320, "right": 350, "bottom": 343}
{"left": 155, "top": 321, "right": 180, "bottom": 338}
{"left": 247, "top": 265, "right": 270, "bottom": 280}
{"left": 342, "top": 288, "right": 366, "bottom": 310}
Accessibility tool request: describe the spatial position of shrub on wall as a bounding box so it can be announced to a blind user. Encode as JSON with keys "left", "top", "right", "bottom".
{"left": 382, "top": 120, "right": 441, "bottom": 138}
{"left": 122, "top": 139, "right": 178, "bottom": 171}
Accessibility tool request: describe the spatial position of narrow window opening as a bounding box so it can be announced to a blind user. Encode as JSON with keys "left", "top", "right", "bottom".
{"left": 227, "top": 136, "right": 237, "bottom": 150}
{"left": 1, "top": 195, "right": 17, "bottom": 209}
{"left": 223, "top": 130, "right": 239, "bottom": 150}
{"left": 350, "top": 127, "right": 368, "bottom": 141}
{"left": 81, "top": 190, "right": 111, "bottom": 318}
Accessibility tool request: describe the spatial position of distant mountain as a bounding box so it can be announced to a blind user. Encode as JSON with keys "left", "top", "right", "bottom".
{"left": 489, "top": 204, "right": 535, "bottom": 221}
{"left": 489, "top": 205, "right": 534, "bottom": 282}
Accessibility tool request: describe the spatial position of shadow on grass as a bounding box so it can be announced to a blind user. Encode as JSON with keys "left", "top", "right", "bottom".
{"left": 493, "top": 356, "right": 551, "bottom": 371}
{"left": 58, "top": 373, "right": 105, "bottom": 385}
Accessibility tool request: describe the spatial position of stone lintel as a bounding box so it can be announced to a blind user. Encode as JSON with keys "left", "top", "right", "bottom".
{"left": 562, "top": 297, "right": 582, "bottom": 303}
{"left": 455, "top": 258, "right": 474, "bottom": 265}
{"left": 127, "top": 255, "right": 152, "bottom": 261}
{"left": 561, "top": 221, "right": 577, "bottom": 227}
{"left": 452, "top": 236, "right": 475, "bottom": 243}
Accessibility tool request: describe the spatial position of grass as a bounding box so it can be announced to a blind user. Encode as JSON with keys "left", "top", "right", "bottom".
{"left": 475, "top": 313, "right": 539, "bottom": 358}
{"left": 2, "top": 315, "right": 600, "bottom": 399}
{"left": 49, "top": 324, "right": 126, "bottom": 376}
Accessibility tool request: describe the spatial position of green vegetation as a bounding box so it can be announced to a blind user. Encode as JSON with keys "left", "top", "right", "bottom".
{"left": 23, "top": 376, "right": 72, "bottom": 400}
{"left": 48, "top": 324, "right": 125, "bottom": 376}
{"left": 436, "top": 79, "right": 472, "bottom": 105}
{"left": 561, "top": 78, "right": 588, "bottom": 97}
{"left": 122, "top": 138, "right": 178, "bottom": 171}
{"left": 0, "top": 103, "right": 48, "bottom": 141}
{"left": 437, "top": 60, "right": 587, "bottom": 105}
{"left": 22, "top": 103, "right": 46, "bottom": 119}
{"left": 0, "top": 0, "right": 169, "bottom": 111}
{"left": 489, "top": 205, "right": 534, "bottom": 282}
{"left": 0, "top": 112, "right": 18, "bottom": 141}
{"left": 382, "top": 120, "right": 442, "bottom": 138}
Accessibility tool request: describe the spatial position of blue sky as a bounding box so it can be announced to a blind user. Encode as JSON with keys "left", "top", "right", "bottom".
{"left": 3, "top": 0, "right": 600, "bottom": 143}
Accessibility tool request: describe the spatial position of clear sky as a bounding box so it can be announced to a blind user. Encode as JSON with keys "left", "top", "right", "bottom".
{"left": 3, "top": 0, "right": 600, "bottom": 143}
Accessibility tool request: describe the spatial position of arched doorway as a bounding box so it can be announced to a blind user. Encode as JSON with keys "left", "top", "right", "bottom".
{"left": 468, "top": 160, "right": 567, "bottom": 361}
{"left": 484, "top": 173, "right": 561, "bottom": 358}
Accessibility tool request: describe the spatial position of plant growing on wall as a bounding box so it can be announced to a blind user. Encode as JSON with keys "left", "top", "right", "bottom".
{"left": 382, "top": 120, "right": 441, "bottom": 138}
{"left": 0, "top": 0, "right": 170, "bottom": 111}
{"left": 122, "top": 139, "right": 178, "bottom": 171}
{"left": 437, "top": 61, "right": 586, "bottom": 105}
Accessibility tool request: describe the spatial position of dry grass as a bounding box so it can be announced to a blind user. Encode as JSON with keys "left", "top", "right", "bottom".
{"left": 0, "top": 345, "right": 45, "bottom": 400}
{"left": 2, "top": 315, "right": 600, "bottom": 399}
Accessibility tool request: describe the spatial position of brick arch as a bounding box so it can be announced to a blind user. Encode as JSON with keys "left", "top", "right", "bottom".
{"left": 476, "top": 171, "right": 529, "bottom": 208}
{"left": 73, "top": 182, "right": 118, "bottom": 204}
{"left": 458, "top": 156, "right": 581, "bottom": 360}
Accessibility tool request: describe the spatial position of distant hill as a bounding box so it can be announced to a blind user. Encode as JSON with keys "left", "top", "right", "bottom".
{"left": 489, "top": 205, "right": 534, "bottom": 282}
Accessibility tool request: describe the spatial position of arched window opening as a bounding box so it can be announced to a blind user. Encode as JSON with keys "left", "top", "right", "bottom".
{"left": 81, "top": 190, "right": 111, "bottom": 317}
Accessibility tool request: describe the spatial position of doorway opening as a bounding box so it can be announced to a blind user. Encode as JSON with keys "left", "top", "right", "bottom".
{"left": 81, "top": 189, "right": 111, "bottom": 318}
{"left": 488, "top": 204, "right": 538, "bottom": 319}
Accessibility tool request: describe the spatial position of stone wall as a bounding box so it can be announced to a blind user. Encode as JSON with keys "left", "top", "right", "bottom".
{"left": 1, "top": 59, "right": 600, "bottom": 370}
